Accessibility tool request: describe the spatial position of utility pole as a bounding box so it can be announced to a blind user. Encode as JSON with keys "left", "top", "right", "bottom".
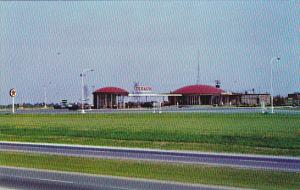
{"left": 196, "top": 50, "right": 200, "bottom": 84}
{"left": 270, "top": 57, "right": 280, "bottom": 114}
{"left": 80, "top": 69, "right": 94, "bottom": 114}
{"left": 43, "top": 82, "right": 51, "bottom": 109}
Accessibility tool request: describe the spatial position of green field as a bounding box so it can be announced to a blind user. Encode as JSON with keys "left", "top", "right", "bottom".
{"left": 0, "top": 113, "right": 299, "bottom": 155}
{"left": 0, "top": 151, "right": 299, "bottom": 190}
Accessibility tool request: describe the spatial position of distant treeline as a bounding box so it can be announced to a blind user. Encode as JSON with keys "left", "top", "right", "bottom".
{"left": 0, "top": 103, "right": 55, "bottom": 109}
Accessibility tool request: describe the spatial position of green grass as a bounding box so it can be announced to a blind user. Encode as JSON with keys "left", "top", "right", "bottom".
{"left": 0, "top": 151, "right": 299, "bottom": 190}
{"left": 0, "top": 113, "right": 299, "bottom": 155}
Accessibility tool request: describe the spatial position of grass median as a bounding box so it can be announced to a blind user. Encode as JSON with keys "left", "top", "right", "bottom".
{"left": 0, "top": 113, "right": 299, "bottom": 156}
{"left": 0, "top": 151, "right": 299, "bottom": 190}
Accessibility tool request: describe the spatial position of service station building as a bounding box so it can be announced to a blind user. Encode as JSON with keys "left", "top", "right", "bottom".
{"left": 168, "top": 84, "right": 224, "bottom": 105}
{"left": 92, "top": 83, "right": 270, "bottom": 109}
{"left": 93, "top": 87, "right": 129, "bottom": 109}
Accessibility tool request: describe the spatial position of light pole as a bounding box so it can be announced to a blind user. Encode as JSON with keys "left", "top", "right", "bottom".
{"left": 43, "top": 82, "right": 51, "bottom": 109}
{"left": 89, "top": 85, "right": 95, "bottom": 110}
{"left": 270, "top": 57, "right": 280, "bottom": 114}
{"left": 80, "top": 69, "right": 94, "bottom": 114}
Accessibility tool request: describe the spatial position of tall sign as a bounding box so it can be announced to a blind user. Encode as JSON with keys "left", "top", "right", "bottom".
{"left": 9, "top": 88, "right": 16, "bottom": 114}
{"left": 134, "top": 83, "right": 152, "bottom": 94}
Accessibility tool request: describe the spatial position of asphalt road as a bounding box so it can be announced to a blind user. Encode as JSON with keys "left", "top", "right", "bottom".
{"left": 1, "top": 142, "right": 299, "bottom": 173}
{"left": 1, "top": 106, "right": 300, "bottom": 114}
{"left": 0, "top": 167, "right": 239, "bottom": 190}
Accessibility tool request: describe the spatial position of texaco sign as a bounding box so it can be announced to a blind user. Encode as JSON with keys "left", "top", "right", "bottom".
{"left": 134, "top": 85, "right": 152, "bottom": 93}
{"left": 9, "top": 88, "right": 17, "bottom": 97}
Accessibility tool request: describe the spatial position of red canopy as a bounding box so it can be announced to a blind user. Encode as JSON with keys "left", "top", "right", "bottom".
{"left": 93, "top": 87, "right": 129, "bottom": 95}
{"left": 172, "top": 85, "right": 224, "bottom": 95}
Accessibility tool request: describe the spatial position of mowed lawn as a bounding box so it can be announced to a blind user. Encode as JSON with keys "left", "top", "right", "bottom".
{"left": 0, "top": 113, "right": 299, "bottom": 156}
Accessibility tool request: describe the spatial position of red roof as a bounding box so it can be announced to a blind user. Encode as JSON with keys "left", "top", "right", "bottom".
{"left": 93, "top": 87, "right": 129, "bottom": 95}
{"left": 172, "top": 85, "right": 224, "bottom": 95}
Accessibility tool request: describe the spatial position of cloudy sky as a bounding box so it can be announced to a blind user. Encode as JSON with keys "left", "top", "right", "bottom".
{"left": 0, "top": 1, "right": 299, "bottom": 104}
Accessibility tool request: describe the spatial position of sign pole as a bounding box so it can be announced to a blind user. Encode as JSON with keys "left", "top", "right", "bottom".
{"left": 12, "top": 97, "right": 15, "bottom": 114}
{"left": 159, "top": 101, "right": 162, "bottom": 114}
{"left": 9, "top": 88, "right": 17, "bottom": 114}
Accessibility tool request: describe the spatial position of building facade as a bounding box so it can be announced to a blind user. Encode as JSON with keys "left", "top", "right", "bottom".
{"left": 93, "top": 87, "right": 129, "bottom": 109}
{"left": 168, "top": 84, "right": 270, "bottom": 107}
{"left": 287, "top": 92, "right": 300, "bottom": 106}
{"left": 169, "top": 84, "right": 224, "bottom": 105}
{"left": 93, "top": 84, "right": 272, "bottom": 108}
{"left": 240, "top": 94, "right": 271, "bottom": 106}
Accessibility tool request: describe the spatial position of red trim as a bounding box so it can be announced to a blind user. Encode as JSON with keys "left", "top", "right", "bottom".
{"left": 94, "top": 87, "right": 129, "bottom": 95}
{"left": 172, "top": 85, "right": 224, "bottom": 95}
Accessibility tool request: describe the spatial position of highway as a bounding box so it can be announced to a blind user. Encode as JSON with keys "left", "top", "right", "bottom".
{"left": 0, "top": 166, "right": 240, "bottom": 190}
{"left": 1, "top": 142, "right": 299, "bottom": 172}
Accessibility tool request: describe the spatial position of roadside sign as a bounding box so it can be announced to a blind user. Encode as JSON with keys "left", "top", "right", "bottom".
{"left": 9, "top": 88, "right": 17, "bottom": 97}
{"left": 9, "top": 88, "right": 16, "bottom": 114}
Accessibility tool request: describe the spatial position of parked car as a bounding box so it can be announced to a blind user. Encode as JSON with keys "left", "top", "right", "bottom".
{"left": 67, "top": 104, "right": 79, "bottom": 110}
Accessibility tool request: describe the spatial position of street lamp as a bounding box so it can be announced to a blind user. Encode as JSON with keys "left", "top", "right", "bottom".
{"left": 43, "top": 82, "right": 51, "bottom": 109}
{"left": 270, "top": 57, "right": 280, "bottom": 114}
{"left": 80, "top": 69, "right": 94, "bottom": 114}
{"left": 89, "top": 85, "right": 95, "bottom": 110}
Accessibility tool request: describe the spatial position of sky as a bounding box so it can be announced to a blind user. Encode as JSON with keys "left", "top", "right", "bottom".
{"left": 0, "top": 1, "right": 299, "bottom": 104}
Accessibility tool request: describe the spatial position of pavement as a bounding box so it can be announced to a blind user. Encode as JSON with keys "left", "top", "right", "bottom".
{"left": 1, "top": 106, "right": 300, "bottom": 114}
{"left": 1, "top": 141, "right": 299, "bottom": 173}
{"left": 0, "top": 166, "right": 247, "bottom": 190}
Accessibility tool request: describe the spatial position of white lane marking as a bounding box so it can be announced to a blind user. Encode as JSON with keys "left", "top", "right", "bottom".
{"left": 0, "top": 174, "right": 134, "bottom": 190}
{"left": 103, "top": 186, "right": 133, "bottom": 190}
{"left": 1, "top": 141, "right": 299, "bottom": 161}
{"left": 0, "top": 174, "right": 75, "bottom": 184}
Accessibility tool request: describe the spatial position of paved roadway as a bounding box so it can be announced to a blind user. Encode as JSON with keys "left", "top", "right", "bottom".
{"left": 1, "top": 106, "right": 300, "bottom": 114}
{"left": 1, "top": 142, "right": 299, "bottom": 173}
{"left": 0, "top": 166, "right": 242, "bottom": 190}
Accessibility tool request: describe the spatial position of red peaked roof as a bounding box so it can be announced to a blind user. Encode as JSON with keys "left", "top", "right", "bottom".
{"left": 172, "top": 84, "right": 224, "bottom": 95}
{"left": 93, "top": 87, "right": 129, "bottom": 95}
